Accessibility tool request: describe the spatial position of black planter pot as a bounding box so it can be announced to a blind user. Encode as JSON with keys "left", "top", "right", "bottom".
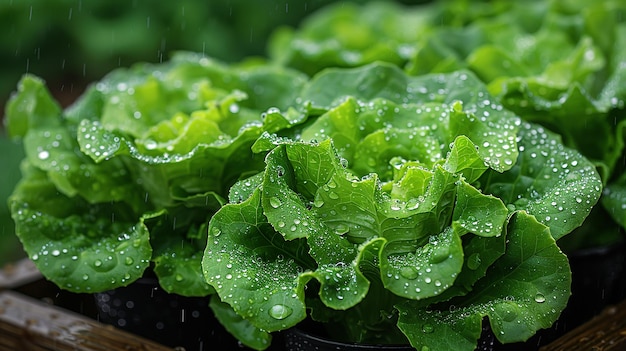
{"left": 283, "top": 327, "right": 414, "bottom": 351}
{"left": 94, "top": 274, "right": 248, "bottom": 351}
{"left": 283, "top": 320, "right": 502, "bottom": 351}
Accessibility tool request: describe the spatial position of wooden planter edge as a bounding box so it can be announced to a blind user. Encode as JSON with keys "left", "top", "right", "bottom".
{"left": 1, "top": 259, "right": 173, "bottom": 351}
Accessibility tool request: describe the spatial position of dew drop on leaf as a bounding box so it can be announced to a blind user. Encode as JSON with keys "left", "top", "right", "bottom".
{"left": 38, "top": 150, "right": 50, "bottom": 160}
{"left": 229, "top": 103, "right": 240, "bottom": 114}
{"left": 276, "top": 166, "right": 285, "bottom": 177}
{"left": 269, "top": 304, "right": 293, "bottom": 320}
{"left": 422, "top": 324, "right": 434, "bottom": 334}
{"left": 430, "top": 246, "right": 449, "bottom": 264}
{"left": 269, "top": 197, "right": 282, "bottom": 208}
{"left": 497, "top": 302, "right": 519, "bottom": 322}
{"left": 334, "top": 224, "right": 349, "bottom": 235}
{"left": 535, "top": 293, "right": 546, "bottom": 303}
{"left": 467, "top": 253, "right": 481, "bottom": 270}
{"left": 400, "top": 266, "right": 419, "bottom": 280}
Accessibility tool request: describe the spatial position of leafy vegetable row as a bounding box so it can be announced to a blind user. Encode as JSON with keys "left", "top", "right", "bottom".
{"left": 6, "top": 0, "right": 616, "bottom": 347}
{"left": 5, "top": 51, "right": 600, "bottom": 350}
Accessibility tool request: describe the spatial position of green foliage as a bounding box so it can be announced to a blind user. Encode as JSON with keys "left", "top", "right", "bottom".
{"left": 270, "top": 0, "right": 626, "bottom": 250}
{"left": 202, "top": 65, "right": 601, "bottom": 349}
{"left": 4, "top": 1, "right": 617, "bottom": 348}
{"left": 5, "top": 53, "right": 307, "bottom": 296}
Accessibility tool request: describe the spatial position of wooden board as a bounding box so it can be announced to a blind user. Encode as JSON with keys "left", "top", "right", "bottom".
{"left": 539, "top": 298, "right": 626, "bottom": 351}
{"left": 0, "top": 258, "right": 42, "bottom": 291}
{"left": 0, "top": 290, "right": 173, "bottom": 351}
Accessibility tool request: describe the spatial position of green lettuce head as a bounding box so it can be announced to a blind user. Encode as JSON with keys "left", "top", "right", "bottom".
{"left": 5, "top": 52, "right": 307, "bottom": 296}
{"left": 269, "top": 0, "right": 626, "bottom": 246}
{"left": 202, "top": 64, "right": 603, "bottom": 350}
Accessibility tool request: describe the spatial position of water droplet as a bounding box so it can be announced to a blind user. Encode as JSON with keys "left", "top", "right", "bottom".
{"left": 328, "top": 192, "right": 339, "bottom": 200}
{"left": 82, "top": 274, "right": 89, "bottom": 280}
{"left": 212, "top": 228, "right": 222, "bottom": 237}
{"left": 269, "top": 304, "right": 293, "bottom": 320}
{"left": 500, "top": 304, "right": 518, "bottom": 322}
{"left": 229, "top": 103, "right": 240, "bottom": 114}
{"left": 467, "top": 253, "right": 481, "bottom": 270}
{"left": 334, "top": 224, "right": 349, "bottom": 235}
{"left": 94, "top": 260, "right": 103, "bottom": 267}
{"left": 38, "top": 151, "right": 50, "bottom": 160}
{"left": 400, "top": 267, "right": 419, "bottom": 280}
{"left": 430, "top": 246, "right": 449, "bottom": 264}
{"left": 175, "top": 274, "right": 184, "bottom": 282}
{"left": 535, "top": 293, "right": 546, "bottom": 303}
{"left": 125, "top": 257, "right": 134, "bottom": 265}
{"left": 144, "top": 140, "right": 158, "bottom": 150}
{"left": 269, "top": 197, "right": 282, "bottom": 208}
{"left": 276, "top": 166, "right": 285, "bottom": 177}
{"left": 422, "top": 324, "right": 434, "bottom": 334}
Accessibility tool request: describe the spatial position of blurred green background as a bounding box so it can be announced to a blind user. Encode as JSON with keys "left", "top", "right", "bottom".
{"left": 0, "top": 0, "right": 359, "bottom": 109}
{"left": 0, "top": 0, "right": 429, "bottom": 266}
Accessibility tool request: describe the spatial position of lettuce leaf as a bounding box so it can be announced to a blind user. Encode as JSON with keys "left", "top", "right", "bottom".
{"left": 268, "top": 2, "right": 438, "bottom": 76}
{"left": 397, "top": 211, "right": 570, "bottom": 351}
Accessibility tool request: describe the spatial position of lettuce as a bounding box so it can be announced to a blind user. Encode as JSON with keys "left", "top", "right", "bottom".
{"left": 5, "top": 52, "right": 307, "bottom": 296}
{"left": 202, "top": 64, "right": 602, "bottom": 350}
{"left": 4, "top": 8, "right": 608, "bottom": 348}
{"left": 269, "top": 0, "right": 626, "bottom": 249}
{"left": 268, "top": 1, "right": 439, "bottom": 76}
